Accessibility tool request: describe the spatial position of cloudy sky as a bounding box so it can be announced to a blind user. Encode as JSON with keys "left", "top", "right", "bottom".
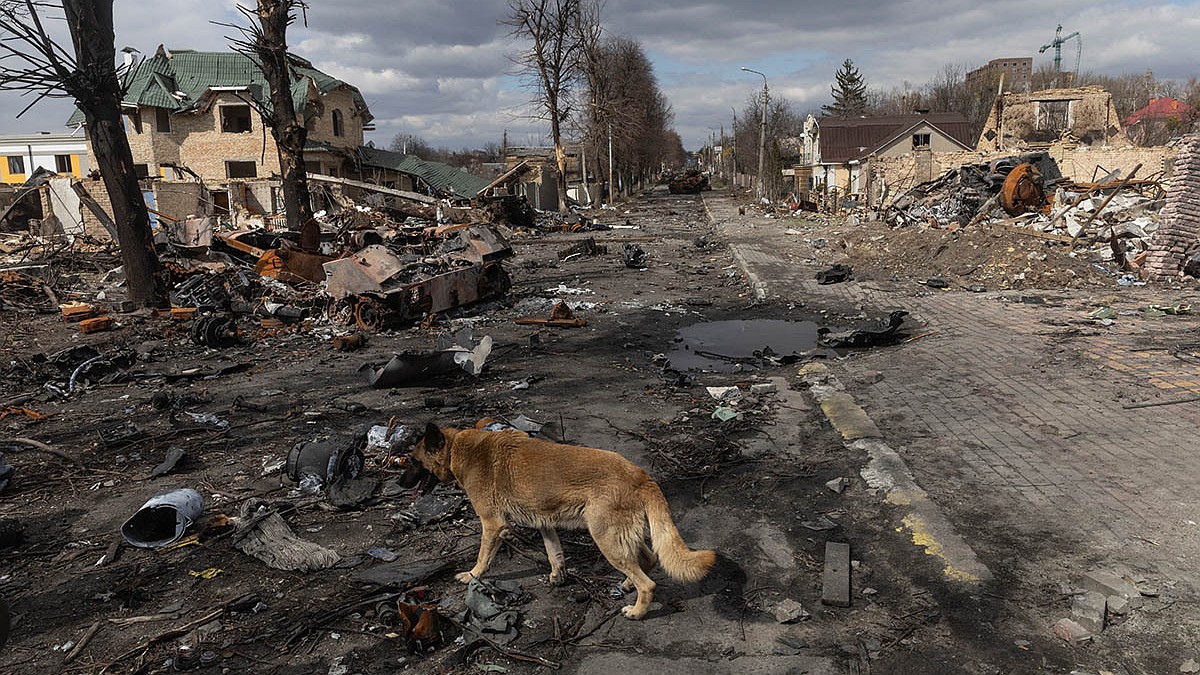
{"left": 1, "top": 0, "right": 1197, "bottom": 151}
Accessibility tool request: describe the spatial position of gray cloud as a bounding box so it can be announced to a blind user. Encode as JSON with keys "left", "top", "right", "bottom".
{"left": 0, "top": 0, "right": 1195, "bottom": 152}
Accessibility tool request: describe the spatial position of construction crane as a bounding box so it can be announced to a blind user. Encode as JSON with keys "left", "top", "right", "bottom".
{"left": 1039, "top": 24, "right": 1082, "bottom": 85}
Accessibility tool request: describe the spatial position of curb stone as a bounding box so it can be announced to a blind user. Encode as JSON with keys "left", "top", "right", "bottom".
{"left": 799, "top": 362, "right": 993, "bottom": 584}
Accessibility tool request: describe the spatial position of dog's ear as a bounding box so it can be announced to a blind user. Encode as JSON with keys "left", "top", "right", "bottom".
{"left": 422, "top": 422, "right": 445, "bottom": 453}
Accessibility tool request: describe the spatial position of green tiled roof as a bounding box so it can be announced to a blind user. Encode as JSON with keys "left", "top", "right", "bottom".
{"left": 358, "top": 146, "right": 491, "bottom": 198}
{"left": 67, "top": 48, "right": 370, "bottom": 126}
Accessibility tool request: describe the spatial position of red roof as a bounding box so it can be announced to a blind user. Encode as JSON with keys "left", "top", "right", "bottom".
{"left": 1123, "top": 97, "right": 1198, "bottom": 126}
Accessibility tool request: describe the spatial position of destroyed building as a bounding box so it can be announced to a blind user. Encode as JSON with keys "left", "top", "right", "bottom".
{"left": 67, "top": 46, "right": 371, "bottom": 182}
{"left": 976, "top": 85, "right": 1130, "bottom": 152}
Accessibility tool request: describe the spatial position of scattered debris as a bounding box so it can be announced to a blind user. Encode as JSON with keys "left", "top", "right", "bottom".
{"left": 359, "top": 329, "right": 493, "bottom": 388}
{"left": 818, "top": 311, "right": 909, "bottom": 348}
{"left": 120, "top": 488, "right": 204, "bottom": 549}
{"left": 773, "top": 598, "right": 811, "bottom": 624}
{"left": 815, "top": 264, "right": 853, "bottom": 285}
{"left": 232, "top": 499, "right": 340, "bottom": 571}
{"left": 821, "top": 541, "right": 852, "bottom": 607}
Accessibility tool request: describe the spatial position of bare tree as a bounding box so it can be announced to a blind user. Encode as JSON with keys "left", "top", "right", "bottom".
{"left": 736, "top": 91, "right": 801, "bottom": 198}
{"left": 221, "top": 1, "right": 317, "bottom": 250}
{"left": 0, "top": 0, "right": 164, "bottom": 306}
{"left": 504, "top": 0, "right": 581, "bottom": 212}
{"left": 580, "top": 36, "right": 677, "bottom": 195}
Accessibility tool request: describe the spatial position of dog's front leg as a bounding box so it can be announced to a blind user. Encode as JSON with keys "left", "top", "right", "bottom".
{"left": 457, "top": 514, "right": 506, "bottom": 583}
{"left": 539, "top": 527, "right": 567, "bottom": 585}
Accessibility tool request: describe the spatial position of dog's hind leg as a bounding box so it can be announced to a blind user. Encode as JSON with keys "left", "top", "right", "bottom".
{"left": 540, "top": 527, "right": 567, "bottom": 585}
{"left": 590, "top": 521, "right": 656, "bottom": 619}
{"left": 457, "top": 513, "right": 506, "bottom": 583}
{"left": 621, "top": 542, "right": 659, "bottom": 591}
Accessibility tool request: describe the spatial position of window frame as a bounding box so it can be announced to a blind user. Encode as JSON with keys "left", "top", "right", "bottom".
{"left": 7, "top": 155, "right": 25, "bottom": 174}
{"left": 155, "top": 107, "right": 172, "bottom": 133}
{"left": 219, "top": 104, "right": 253, "bottom": 134}
{"left": 54, "top": 154, "right": 72, "bottom": 173}
{"left": 331, "top": 109, "right": 344, "bottom": 137}
{"left": 225, "top": 160, "right": 258, "bottom": 179}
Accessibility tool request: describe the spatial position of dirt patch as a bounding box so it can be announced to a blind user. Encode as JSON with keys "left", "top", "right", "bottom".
{"left": 808, "top": 218, "right": 1117, "bottom": 290}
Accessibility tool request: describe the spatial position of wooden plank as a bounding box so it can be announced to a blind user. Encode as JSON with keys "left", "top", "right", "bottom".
{"left": 821, "top": 541, "right": 851, "bottom": 607}
{"left": 306, "top": 173, "right": 436, "bottom": 204}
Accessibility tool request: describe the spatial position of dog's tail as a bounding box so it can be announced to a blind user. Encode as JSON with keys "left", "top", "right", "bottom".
{"left": 645, "top": 484, "right": 715, "bottom": 582}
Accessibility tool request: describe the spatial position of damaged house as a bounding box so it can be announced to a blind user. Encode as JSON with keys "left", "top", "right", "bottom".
{"left": 68, "top": 46, "right": 372, "bottom": 184}
{"left": 789, "top": 112, "right": 976, "bottom": 204}
{"left": 48, "top": 46, "right": 493, "bottom": 236}
{"left": 976, "top": 85, "right": 1129, "bottom": 152}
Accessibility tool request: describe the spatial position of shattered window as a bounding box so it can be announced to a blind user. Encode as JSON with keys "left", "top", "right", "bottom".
{"left": 220, "top": 105, "right": 253, "bottom": 133}
{"left": 156, "top": 107, "right": 172, "bottom": 133}
{"left": 54, "top": 155, "right": 71, "bottom": 173}
{"left": 912, "top": 133, "right": 931, "bottom": 148}
{"left": 332, "top": 109, "right": 344, "bottom": 137}
{"left": 7, "top": 155, "right": 24, "bottom": 174}
{"left": 225, "top": 161, "right": 257, "bottom": 179}
{"left": 133, "top": 164, "right": 150, "bottom": 178}
{"left": 1036, "top": 100, "right": 1070, "bottom": 132}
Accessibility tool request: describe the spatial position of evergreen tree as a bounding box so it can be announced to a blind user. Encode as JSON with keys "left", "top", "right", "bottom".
{"left": 822, "top": 59, "right": 869, "bottom": 117}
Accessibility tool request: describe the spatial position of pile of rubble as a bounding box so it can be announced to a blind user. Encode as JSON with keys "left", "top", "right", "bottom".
{"left": 883, "top": 153, "right": 1167, "bottom": 270}
{"left": 2, "top": 189, "right": 520, "bottom": 338}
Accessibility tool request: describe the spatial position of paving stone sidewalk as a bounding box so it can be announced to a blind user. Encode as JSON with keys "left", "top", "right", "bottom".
{"left": 706, "top": 193, "right": 1200, "bottom": 593}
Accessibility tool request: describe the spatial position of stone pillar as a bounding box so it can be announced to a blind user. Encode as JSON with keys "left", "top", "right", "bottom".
{"left": 1145, "top": 135, "right": 1200, "bottom": 280}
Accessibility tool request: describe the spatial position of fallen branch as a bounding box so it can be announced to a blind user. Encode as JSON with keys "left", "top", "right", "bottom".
{"left": 63, "top": 620, "right": 102, "bottom": 663}
{"left": 100, "top": 607, "right": 224, "bottom": 674}
{"left": 1, "top": 437, "right": 85, "bottom": 469}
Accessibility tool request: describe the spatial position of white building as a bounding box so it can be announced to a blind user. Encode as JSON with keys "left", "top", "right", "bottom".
{"left": 0, "top": 133, "right": 90, "bottom": 184}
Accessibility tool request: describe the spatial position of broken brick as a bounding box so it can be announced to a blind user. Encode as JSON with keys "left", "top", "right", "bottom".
{"left": 79, "top": 316, "right": 113, "bottom": 334}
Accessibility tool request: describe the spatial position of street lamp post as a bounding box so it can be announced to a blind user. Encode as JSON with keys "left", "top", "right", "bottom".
{"left": 741, "top": 67, "right": 769, "bottom": 201}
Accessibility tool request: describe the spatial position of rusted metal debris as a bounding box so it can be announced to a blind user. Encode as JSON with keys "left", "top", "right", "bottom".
{"left": 514, "top": 301, "right": 587, "bottom": 328}
{"left": 324, "top": 224, "right": 513, "bottom": 331}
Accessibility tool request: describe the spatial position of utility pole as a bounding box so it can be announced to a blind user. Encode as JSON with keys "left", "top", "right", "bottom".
{"left": 607, "top": 122, "right": 614, "bottom": 203}
{"left": 741, "top": 67, "right": 768, "bottom": 201}
{"left": 731, "top": 107, "right": 737, "bottom": 188}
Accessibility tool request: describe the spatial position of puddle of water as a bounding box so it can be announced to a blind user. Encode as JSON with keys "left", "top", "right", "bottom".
{"left": 667, "top": 319, "right": 821, "bottom": 373}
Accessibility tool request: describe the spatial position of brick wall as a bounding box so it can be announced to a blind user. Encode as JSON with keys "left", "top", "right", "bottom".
{"left": 1144, "top": 135, "right": 1200, "bottom": 280}
{"left": 867, "top": 145, "right": 1177, "bottom": 209}
{"left": 152, "top": 182, "right": 206, "bottom": 221}
{"left": 73, "top": 178, "right": 117, "bottom": 240}
{"left": 1047, "top": 143, "right": 1177, "bottom": 183}
{"left": 86, "top": 88, "right": 365, "bottom": 184}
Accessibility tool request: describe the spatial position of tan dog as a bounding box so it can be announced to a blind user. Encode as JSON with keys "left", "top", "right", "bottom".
{"left": 410, "top": 422, "right": 715, "bottom": 619}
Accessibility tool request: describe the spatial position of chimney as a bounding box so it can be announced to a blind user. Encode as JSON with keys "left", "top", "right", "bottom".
{"left": 121, "top": 46, "right": 140, "bottom": 69}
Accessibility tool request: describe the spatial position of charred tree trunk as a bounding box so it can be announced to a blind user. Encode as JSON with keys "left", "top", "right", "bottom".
{"left": 550, "top": 111, "right": 569, "bottom": 211}
{"left": 253, "top": 0, "right": 316, "bottom": 251}
{"left": 63, "top": 0, "right": 164, "bottom": 306}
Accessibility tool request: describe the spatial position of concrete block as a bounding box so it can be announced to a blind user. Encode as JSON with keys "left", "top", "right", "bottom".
{"left": 1071, "top": 591, "right": 1106, "bottom": 633}
{"left": 750, "top": 382, "right": 778, "bottom": 395}
{"left": 1105, "top": 594, "right": 1129, "bottom": 616}
{"left": 1080, "top": 571, "right": 1143, "bottom": 610}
